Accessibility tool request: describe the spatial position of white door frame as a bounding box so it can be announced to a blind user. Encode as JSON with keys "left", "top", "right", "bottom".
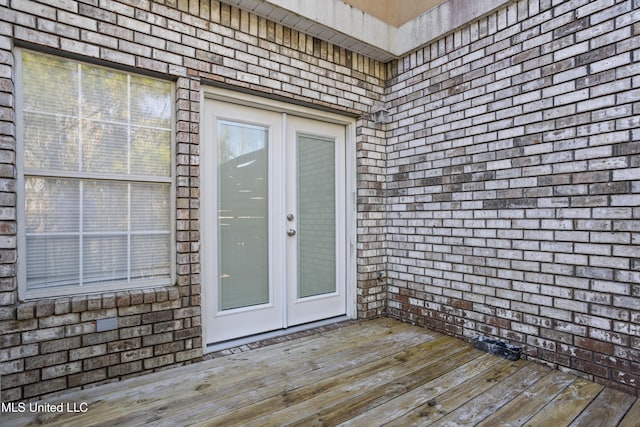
{"left": 200, "top": 86, "right": 357, "bottom": 348}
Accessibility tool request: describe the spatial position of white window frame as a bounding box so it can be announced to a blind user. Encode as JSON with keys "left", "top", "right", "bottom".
{"left": 15, "top": 49, "right": 176, "bottom": 300}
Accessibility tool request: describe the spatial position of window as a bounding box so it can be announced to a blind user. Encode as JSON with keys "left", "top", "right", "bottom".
{"left": 17, "top": 50, "right": 174, "bottom": 298}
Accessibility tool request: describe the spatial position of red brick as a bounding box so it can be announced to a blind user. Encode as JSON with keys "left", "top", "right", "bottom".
{"left": 87, "top": 295, "right": 102, "bottom": 311}
{"left": 143, "top": 354, "right": 174, "bottom": 369}
{"left": 23, "top": 378, "right": 67, "bottom": 398}
{"left": 119, "top": 325, "right": 152, "bottom": 339}
{"left": 83, "top": 354, "right": 120, "bottom": 370}
{"left": 120, "top": 347, "right": 153, "bottom": 363}
{"left": 71, "top": 296, "right": 87, "bottom": 313}
{"left": 35, "top": 300, "right": 54, "bottom": 317}
{"left": 38, "top": 313, "right": 80, "bottom": 328}
{"left": 69, "top": 344, "right": 107, "bottom": 361}
{"left": 593, "top": 376, "right": 637, "bottom": 396}
{"left": 174, "top": 327, "right": 201, "bottom": 340}
{"left": 80, "top": 308, "right": 118, "bottom": 321}
{"left": 107, "top": 337, "right": 141, "bottom": 353}
{"left": 118, "top": 305, "right": 151, "bottom": 316}
{"left": 54, "top": 298, "right": 70, "bottom": 315}
{"left": 153, "top": 320, "right": 182, "bottom": 333}
{"left": 142, "top": 332, "right": 173, "bottom": 347}
{"left": 1, "top": 359, "right": 23, "bottom": 375}
{"left": 537, "top": 348, "right": 571, "bottom": 367}
{"left": 41, "top": 336, "right": 82, "bottom": 354}
{"left": 68, "top": 368, "right": 107, "bottom": 387}
{"left": 612, "top": 369, "right": 640, "bottom": 389}
{"left": 41, "top": 361, "right": 82, "bottom": 380}
{"left": 575, "top": 336, "right": 614, "bottom": 355}
{"left": 82, "top": 330, "right": 119, "bottom": 346}
{"left": 142, "top": 310, "right": 173, "bottom": 324}
{"left": 116, "top": 291, "right": 130, "bottom": 307}
{"left": 175, "top": 348, "right": 201, "bottom": 362}
{"left": 154, "top": 341, "right": 184, "bottom": 355}
{"left": 0, "top": 332, "right": 20, "bottom": 347}
{"left": 24, "top": 352, "right": 68, "bottom": 370}
{"left": 594, "top": 352, "right": 630, "bottom": 371}
{"left": 571, "top": 357, "right": 608, "bottom": 378}
{"left": 1, "top": 343, "right": 39, "bottom": 361}
{"left": 102, "top": 293, "right": 117, "bottom": 309}
{"left": 2, "top": 370, "right": 39, "bottom": 388}
{"left": 118, "top": 314, "right": 142, "bottom": 327}
{"left": 16, "top": 302, "right": 35, "bottom": 320}
{"left": 174, "top": 307, "right": 200, "bottom": 319}
{"left": 130, "top": 290, "right": 144, "bottom": 305}
{"left": 108, "top": 360, "right": 142, "bottom": 377}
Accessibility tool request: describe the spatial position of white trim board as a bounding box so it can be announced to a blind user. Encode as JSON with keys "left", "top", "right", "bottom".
{"left": 219, "top": 0, "right": 514, "bottom": 62}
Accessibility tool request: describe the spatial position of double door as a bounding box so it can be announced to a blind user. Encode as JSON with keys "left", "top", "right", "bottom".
{"left": 202, "top": 98, "right": 348, "bottom": 344}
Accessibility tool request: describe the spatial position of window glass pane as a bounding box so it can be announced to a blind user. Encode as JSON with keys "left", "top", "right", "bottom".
{"left": 131, "top": 235, "right": 170, "bottom": 279}
{"left": 81, "top": 65, "right": 128, "bottom": 123}
{"left": 25, "top": 178, "right": 79, "bottom": 233}
{"left": 218, "top": 121, "right": 269, "bottom": 310}
{"left": 131, "top": 183, "right": 170, "bottom": 231}
{"left": 130, "top": 127, "right": 171, "bottom": 177}
{"left": 22, "top": 51, "right": 78, "bottom": 116}
{"left": 82, "top": 121, "right": 128, "bottom": 174}
{"left": 83, "top": 181, "right": 128, "bottom": 232}
{"left": 26, "top": 236, "right": 79, "bottom": 288}
{"left": 297, "top": 134, "right": 336, "bottom": 298}
{"left": 23, "top": 113, "right": 79, "bottom": 172}
{"left": 83, "top": 236, "right": 128, "bottom": 284}
{"left": 21, "top": 50, "right": 173, "bottom": 293}
{"left": 130, "top": 77, "right": 172, "bottom": 128}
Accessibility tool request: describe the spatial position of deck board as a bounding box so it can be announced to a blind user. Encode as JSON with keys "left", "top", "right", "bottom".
{"left": 619, "top": 397, "right": 640, "bottom": 427}
{"left": 475, "top": 370, "right": 576, "bottom": 427}
{"left": 341, "top": 352, "right": 504, "bottom": 426}
{"left": 3, "top": 318, "right": 638, "bottom": 427}
{"left": 568, "top": 387, "right": 637, "bottom": 427}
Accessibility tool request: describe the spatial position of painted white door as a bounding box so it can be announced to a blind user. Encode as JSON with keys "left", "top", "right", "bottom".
{"left": 285, "top": 115, "right": 346, "bottom": 326}
{"left": 202, "top": 99, "right": 347, "bottom": 344}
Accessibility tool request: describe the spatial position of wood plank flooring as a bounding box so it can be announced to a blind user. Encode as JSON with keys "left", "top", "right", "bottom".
{"left": 3, "top": 318, "right": 638, "bottom": 426}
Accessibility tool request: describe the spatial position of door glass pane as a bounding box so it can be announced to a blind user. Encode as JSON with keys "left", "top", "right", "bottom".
{"left": 218, "top": 121, "right": 269, "bottom": 310}
{"left": 297, "top": 134, "right": 336, "bottom": 298}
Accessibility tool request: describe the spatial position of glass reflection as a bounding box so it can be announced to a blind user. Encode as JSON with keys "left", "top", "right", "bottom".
{"left": 218, "top": 121, "right": 269, "bottom": 310}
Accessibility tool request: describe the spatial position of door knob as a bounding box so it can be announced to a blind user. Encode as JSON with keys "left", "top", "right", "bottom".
{"left": 287, "top": 229, "right": 296, "bottom": 236}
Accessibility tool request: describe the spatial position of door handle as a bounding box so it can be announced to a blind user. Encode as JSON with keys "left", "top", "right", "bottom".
{"left": 287, "top": 229, "right": 296, "bottom": 236}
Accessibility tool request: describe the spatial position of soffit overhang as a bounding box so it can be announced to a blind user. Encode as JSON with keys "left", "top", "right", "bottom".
{"left": 220, "top": 0, "right": 513, "bottom": 62}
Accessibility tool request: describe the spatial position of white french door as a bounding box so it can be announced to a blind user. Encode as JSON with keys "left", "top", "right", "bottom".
{"left": 286, "top": 115, "right": 347, "bottom": 326}
{"left": 202, "top": 96, "right": 348, "bottom": 344}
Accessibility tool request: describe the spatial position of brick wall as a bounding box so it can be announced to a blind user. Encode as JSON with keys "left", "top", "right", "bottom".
{"left": 0, "top": 0, "right": 386, "bottom": 401}
{"left": 385, "top": 0, "right": 640, "bottom": 395}
{"left": 4, "top": 0, "right": 636, "bottom": 402}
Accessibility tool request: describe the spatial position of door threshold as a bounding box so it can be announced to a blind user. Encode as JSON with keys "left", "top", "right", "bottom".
{"left": 204, "top": 315, "right": 351, "bottom": 354}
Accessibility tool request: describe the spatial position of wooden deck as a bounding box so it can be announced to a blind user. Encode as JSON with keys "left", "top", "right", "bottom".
{"left": 4, "top": 318, "right": 639, "bottom": 426}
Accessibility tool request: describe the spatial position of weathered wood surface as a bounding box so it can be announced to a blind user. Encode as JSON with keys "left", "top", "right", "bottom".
{"left": 4, "top": 318, "right": 638, "bottom": 426}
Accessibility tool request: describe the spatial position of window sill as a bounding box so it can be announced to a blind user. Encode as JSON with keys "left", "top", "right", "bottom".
{"left": 16, "top": 285, "right": 180, "bottom": 320}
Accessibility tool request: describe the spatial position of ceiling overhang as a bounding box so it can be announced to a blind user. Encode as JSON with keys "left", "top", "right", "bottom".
{"left": 220, "top": 0, "right": 513, "bottom": 62}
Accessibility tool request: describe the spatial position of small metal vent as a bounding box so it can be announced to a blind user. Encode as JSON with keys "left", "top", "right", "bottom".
{"left": 473, "top": 336, "right": 522, "bottom": 361}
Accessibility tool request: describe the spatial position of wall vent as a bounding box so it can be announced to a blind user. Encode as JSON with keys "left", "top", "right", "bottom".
{"left": 473, "top": 336, "right": 522, "bottom": 361}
